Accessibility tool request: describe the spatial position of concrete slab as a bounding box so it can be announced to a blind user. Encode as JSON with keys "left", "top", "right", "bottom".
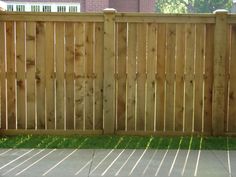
{"left": 0, "top": 149, "right": 235, "bottom": 177}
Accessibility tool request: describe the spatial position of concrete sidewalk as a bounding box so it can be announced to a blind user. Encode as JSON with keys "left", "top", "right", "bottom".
{"left": 0, "top": 149, "right": 234, "bottom": 177}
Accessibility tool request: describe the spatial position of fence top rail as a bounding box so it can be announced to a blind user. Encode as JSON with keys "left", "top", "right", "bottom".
{"left": 115, "top": 13, "right": 216, "bottom": 24}
{"left": 0, "top": 12, "right": 104, "bottom": 22}
{"left": 228, "top": 14, "right": 236, "bottom": 24}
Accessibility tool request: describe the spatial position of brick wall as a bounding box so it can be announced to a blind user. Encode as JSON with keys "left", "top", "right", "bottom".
{"left": 109, "top": 0, "right": 139, "bottom": 12}
{"left": 85, "top": 0, "right": 109, "bottom": 12}
{"left": 139, "top": 0, "right": 155, "bottom": 12}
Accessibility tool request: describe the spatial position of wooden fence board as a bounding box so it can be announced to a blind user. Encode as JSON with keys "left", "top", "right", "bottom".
{"left": 156, "top": 24, "right": 166, "bottom": 131}
{"left": 175, "top": 24, "right": 185, "bottom": 131}
{"left": 65, "top": 22, "right": 75, "bottom": 130}
{"left": 6, "top": 22, "right": 16, "bottom": 129}
{"left": 184, "top": 24, "right": 195, "bottom": 132}
{"left": 204, "top": 24, "right": 214, "bottom": 133}
{"left": 136, "top": 23, "right": 147, "bottom": 131}
{"left": 55, "top": 22, "right": 65, "bottom": 130}
{"left": 16, "top": 22, "right": 26, "bottom": 129}
{"left": 146, "top": 23, "right": 156, "bottom": 131}
{"left": 26, "top": 22, "right": 36, "bottom": 129}
{"left": 94, "top": 23, "right": 104, "bottom": 130}
{"left": 117, "top": 23, "right": 127, "bottom": 131}
{"left": 45, "top": 22, "right": 55, "bottom": 129}
{"left": 0, "top": 22, "right": 6, "bottom": 129}
{"left": 85, "top": 23, "right": 94, "bottom": 130}
{"left": 165, "top": 24, "right": 176, "bottom": 131}
{"left": 74, "top": 23, "right": 85, "bottom": 130}
{"left": 194, "top": 24, "right": 205, "bottom": 132}
{"left": 127, "top": 23, "right": 137, "bottom": 131}
{"left": 229, "top": 25, "right": 236, "bottom": 131}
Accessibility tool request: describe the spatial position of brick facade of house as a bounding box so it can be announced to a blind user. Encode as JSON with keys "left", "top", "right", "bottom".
{"left": 2, "top": 0, "right": 155, "bottom": 12}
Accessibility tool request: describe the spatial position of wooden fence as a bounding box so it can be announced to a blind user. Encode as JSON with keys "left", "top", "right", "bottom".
{"left": 0, "top": 9, "right": 236, "bottom": 135}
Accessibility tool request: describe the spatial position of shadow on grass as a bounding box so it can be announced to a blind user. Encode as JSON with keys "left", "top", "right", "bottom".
{"left": 0, "top": 135, "right": 236, "bottom": 150}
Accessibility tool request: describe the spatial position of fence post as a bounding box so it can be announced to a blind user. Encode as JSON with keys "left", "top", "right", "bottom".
{"left": 212, "top": 9, "right": 228, "bottom": 136}
{"left": 103, "top": 8, "right": 116, "bottom": 134}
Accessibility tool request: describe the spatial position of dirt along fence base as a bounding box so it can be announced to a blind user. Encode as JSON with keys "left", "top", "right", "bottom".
{"left": 0, "top": 9, "right": 236, "bottom": 136}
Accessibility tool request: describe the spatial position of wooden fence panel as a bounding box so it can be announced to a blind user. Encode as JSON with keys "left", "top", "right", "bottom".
{"left": 36, "top": 22, "right": 46, "bottom": 129}
{"left": 229, "top": 25, "right": 236, "bottom": 131}
{"left": 175, "top": 24, "right": 185, "bottom": 131}
{"left": 156, "top": 24, "right": 166, "bottom": 131}
{"left": 85, "top": 23, "right": 94, "bottom": 130}
{"left": 117, "top": 23, "right": 127, "bottom": 131}
{"left": 165, "top": 24, "right": 176, "bottom": 131}
{"left": 65, "top": 22, "right": 75, "bottom": 130}
{"left": 74, "top": 23, "right": 85, "bottom": 130}
{"left": 55, "top": 22, "right": 65, "bottom": 130}
{"left": 0, "top": 22, "right": 6, "bottom": 129}
{"left": 136, "top": 23, "right": 147, "bottom": 131}
{"left": 26, "top": 22, "right": 36, "bottom": 129}
{"left": 127, "top": 23, "right": 137, "bottom": 131}
{"left": 204, "top": 24, "right": 214, "bottom": 133}
{"left": 194, "top": 24, "right": 205, "bottom": 132}
{"left": 146, "top": 23, "right": 156, "bottom": 131}
{"left": 6, "top": 22, "right": 16, "bottom": 129}
{"left": 94, "top": 23, "right": 104, "bottom": 130}
{"left": 184, "top": 24, "right": 195, "bottom": 132}
{"left": 45, "top": 22, "right": 55, "bottom": 129}
{"left": 16, "top": 22, "right": 26, "bottom": 129}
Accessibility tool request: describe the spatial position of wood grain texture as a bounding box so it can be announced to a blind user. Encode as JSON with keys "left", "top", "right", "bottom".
{"left": 85, "top": 23, "right": 94, "bottom": 130}
{"left": 6, "top": 22, "right": 16, "bottom": 129}
{"left": 165, "top": 24, "right": 176, "bottom": 131}
{"left": 127, "top": 23, "right": 137, "bottom": 131}
{"left": 55, "top": 22, "right": 65, "bottom": 130}
{"left": 156, "top": 24, "right": 166, "bottom": 131}
{"left": 136, "top": 23, "right": 147, "bottom": 131}
{"left": 146, "top": 23, "right": 156, "bottom": 131}
{"left": 16, "top": 22, "right": 26, "bottom": 129}
{"left": 0, "top": 22, "right": 6, "bottom": 129}
{"left": 175, "top": 24, "right": 185, "bottom": 131}
{"left": 36, "top": 22, "right": 46, "bottom": 129}
{"left": 65, "top": 22, "right": 75, "bottom": 130}
{"left": 94, "top": 23, "right": 104, "bottom": 130}
{"left": 26, "top": 22, "right": 36, "bottom": 129}
{"left": 184, "top": 24, "right": 195, "bottom": 132}
{"left": 117, "top": 23, "right": 127, "bottom": 131}
{"left": 74, "top": 23, "right": 85, "bottom": 130}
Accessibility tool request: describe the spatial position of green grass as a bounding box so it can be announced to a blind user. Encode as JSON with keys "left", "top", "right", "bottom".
{"left": 0, "top": 135, "right": 236, "bottom": 150}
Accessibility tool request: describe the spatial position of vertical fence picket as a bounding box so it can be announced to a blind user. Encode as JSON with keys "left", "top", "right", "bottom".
{"left": 16, "top": 22, "right": 26, "bottom": 129}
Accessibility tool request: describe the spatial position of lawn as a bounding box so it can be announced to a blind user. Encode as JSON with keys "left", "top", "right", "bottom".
{"left": 0, "top": 135, "right": 236, "bottom": 150}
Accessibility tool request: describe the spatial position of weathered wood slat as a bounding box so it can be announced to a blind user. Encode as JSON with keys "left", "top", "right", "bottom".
{"left": 146, "top": 23, "right": 156, "bottom": 131}
{"left": 6, "top": 22, "right": 16, "bottom": 129}
{"left": 194, "top": 24, "right": 205, "bottom": 132}
{"left": 156, "top": 24, "right": 166, "bottom": 131}
{"left": 16, "top": 22, "right": 26, "bottom": 129}
{"left": 65, "top": 22, "right": 75, "bottom": 130}
{"left": 117, "top": 23, "right": 127, "bottom": 131}
{"left": 94, "top": 23, "right": 104, "bottom": 130}
{"left": 36, "top": 22, "right": 46, "bottom": 129}
{"left": 229, "top": 25, "right": 236, "bottom": 131}
{"left": 74, "top": 23, "right": 85, "bottom": 130}
{"left": 175, "top": 24, "right": 185, "bottom": 131}
{"left": 204, "top": 24, "right": 214, "bottom": 133}
{"left": 55, "top": 22, "right": 65, "bottom": 130}
{"left": 0, "top": 22, "right": 6, "bottom": 129}
{"left": 165, "top": 24, "right": 176, "bottom": 131}
{"left": 184, "top": 24, "right": 195, "bottom": 132}
{"left": 127, "top": 23, "right": 137, "bottom": 131}
{"left": 136, "top": 23, "right": 147, "bottom": 131}
{"left": 45, "top": 22, "right": 55, "bottom": 129}
{"left": 85, "top": 23, "right": 94, "bottom": 130}
{"left": 26, "top": 22, "right": 36, "bottom": 129}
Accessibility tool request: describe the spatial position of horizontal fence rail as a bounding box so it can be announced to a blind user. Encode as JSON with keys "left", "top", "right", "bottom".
{"left": 0, "top": 9, "right": 236, "bottom": 135}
